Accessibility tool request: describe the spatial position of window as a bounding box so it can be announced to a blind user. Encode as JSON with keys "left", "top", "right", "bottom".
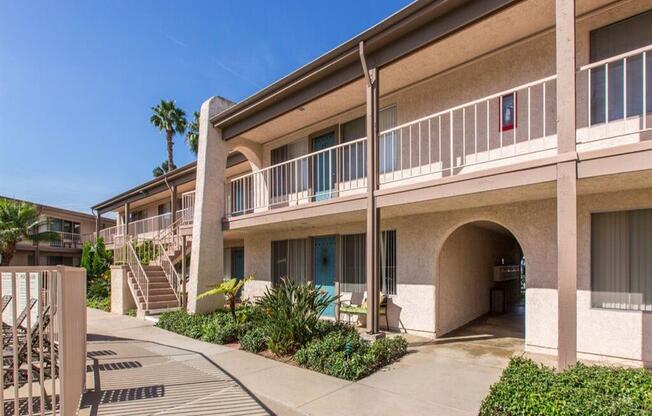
{"left": 129, "top": 210, "right": 145, "bottom": 222}
{"left": 230, "top": 175, "right": 253, "bottom": 216}
{"left": 271, "top": 239, "right": 309, "bottom": 287}
{"left": 589, "top": 11, "right": 652, "bottom": 125}
{"left": 591, "top": 209, "right": 652, "bottom": 311}
{"left": 341, "top": 117, "right": 366, "bottom": 182}
{"left": 341, "top": 230, "right": 397, "bottom": 295}
{"left": 379, "top": 107, "right": 398, "bottom": 174}
{"left": 158, "top": 202, "right": 171, "bottom": 215}
{"left": 47, "top": 256, "right": 73, "bottom": 266}
{"left": 341, "top": 234, "right": 366, "bottom": 293}
{"left": 270, "top": 145, "right": 290, "bottom": 206}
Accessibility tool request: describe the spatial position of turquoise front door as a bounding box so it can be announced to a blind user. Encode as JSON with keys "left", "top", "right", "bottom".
{"left": 312, "top": 132, "right": 336, "bottom": 201}
{"left": 231, "top": 248, "right": 245, "bottom": 298}
{"left": 313, "top": 236, "right": 336, "bottom": 317}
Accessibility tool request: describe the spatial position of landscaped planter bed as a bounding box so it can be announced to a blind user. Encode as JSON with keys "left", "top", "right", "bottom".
{"left": 155, "top": 280, "right": 407, "bottom": 381}
{"left": 480, "top": 356, "right": 652, "bottom": 416}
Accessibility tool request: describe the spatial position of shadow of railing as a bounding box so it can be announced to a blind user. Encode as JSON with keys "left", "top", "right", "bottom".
{"left": 82, "top": 332, "right": 275, "bottom": 416}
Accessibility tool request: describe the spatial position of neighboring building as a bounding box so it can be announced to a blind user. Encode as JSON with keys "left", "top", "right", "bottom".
{"left": 98, "top": 0, "right": 652, "bottom": 368}
{"left": 1, "top": 196, "right": 115, "bottom": 266}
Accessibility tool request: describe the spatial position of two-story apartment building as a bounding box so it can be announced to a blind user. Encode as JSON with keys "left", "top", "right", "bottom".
{"left": 99, "top": 0, "right": 652, "bottom": 369}
{"left": 2, "top": 196, "right": 115, "bottom": 266}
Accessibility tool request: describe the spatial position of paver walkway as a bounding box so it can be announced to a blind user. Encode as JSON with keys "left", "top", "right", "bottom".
{"left": 81, "top": 308, "right": 530, "bottom": 415}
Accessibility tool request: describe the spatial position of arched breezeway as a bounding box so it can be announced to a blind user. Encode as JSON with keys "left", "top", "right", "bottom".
{"left": 436, "top": 220, "right": 526, "bottom": 341}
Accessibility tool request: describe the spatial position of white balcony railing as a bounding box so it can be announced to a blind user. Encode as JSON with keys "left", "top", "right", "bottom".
{"left": 379, "top": 75, "right": 557, "bottom": 185}
{"left": 578, "top": 43, "right": 652, "bottom": 147}
{"left": 127, "top": 212, "right": 172, "bottom": 237}
{"left": 181, "top": 191, "right": 195, "bottom": 226}
{"left": 0, "top": 266, "right": 87, "bottom": 416}
{"left": 45, "top": 231, "right": 83, "bottom": 249}
{"left": 226, "top": 138, "right": 367, "bottom": 217}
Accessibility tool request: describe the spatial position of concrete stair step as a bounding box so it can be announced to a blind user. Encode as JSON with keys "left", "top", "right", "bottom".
{"left": 140, "top": 300, "right": 179, "bottom": 310}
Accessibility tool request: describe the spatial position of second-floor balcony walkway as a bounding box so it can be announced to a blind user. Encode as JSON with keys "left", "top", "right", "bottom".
{"left": 225, "top": 45, "right": 651, "bottom": 218}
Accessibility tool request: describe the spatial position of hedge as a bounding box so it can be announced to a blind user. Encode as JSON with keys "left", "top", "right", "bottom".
{"left": 480, "top": 356, "right": 652, "bottom": 416}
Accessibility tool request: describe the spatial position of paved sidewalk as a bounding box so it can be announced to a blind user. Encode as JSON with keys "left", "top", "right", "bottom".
{"left": 81, "top": 309, "right": 517, "bottom": 415}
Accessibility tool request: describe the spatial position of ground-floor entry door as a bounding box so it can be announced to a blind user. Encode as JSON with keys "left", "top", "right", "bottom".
{"left": 313, "top": 236, "right": 336, "bottom": 317}
{"left": 231, "top": 247, "right": 245, "bottom": 298}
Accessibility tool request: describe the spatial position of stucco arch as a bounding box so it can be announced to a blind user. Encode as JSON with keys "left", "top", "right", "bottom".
{"left": 227, "top": 137, "right": 263, "bottom": 171}
{"left": 434, "top": 218, "right": 527, "bottom": 337}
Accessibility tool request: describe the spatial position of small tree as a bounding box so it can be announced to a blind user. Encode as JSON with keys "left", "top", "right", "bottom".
{"left": 185, "top": 111, "right": 200, "bottom": 155}
{"left": 0, "top": 198, "right": 57, "bottom": 265}
{"left": 81, "top": 238, "right": 112, "bottom": 279}
{"left": 198, "top": 276, "right": 253, "bottom": 321}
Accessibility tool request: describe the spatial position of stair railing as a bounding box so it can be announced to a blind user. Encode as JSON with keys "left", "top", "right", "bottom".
{"left": 153, "top": 238, "right": 182, "bottom": 306}
{"left": 126, "top": 239, "right": 149, "bottom": 311}
{"left": 151, "top": 215, "right": 185, "bottom": 306}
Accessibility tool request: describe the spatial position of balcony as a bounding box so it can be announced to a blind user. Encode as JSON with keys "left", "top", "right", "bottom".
{"left": 86, "top": 195, "right": 196, "bottom": 246}
{"left": 225, "top": 45, "right": 652, "bottom": 220}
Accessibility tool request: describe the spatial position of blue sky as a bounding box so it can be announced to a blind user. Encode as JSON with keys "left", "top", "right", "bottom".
{"left": 0, "top": 0, "right": 410, "bottom": 214}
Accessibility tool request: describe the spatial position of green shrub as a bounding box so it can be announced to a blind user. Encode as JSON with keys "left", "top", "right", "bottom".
{"left": 256, "top": 279, "right": 338, "bottom": 356}
{"left": 295, "top": 331, "right": 408, "bottom": 381}
{"left": 201, "top": 313, "right": 240, "bottom": 344}
{"left": 157, "top": 310, "right": 210, "bottom": 338}
{"left": 81, "top": 238, "right": 112, "bottom": 279}
{"left": 86, "top": 296, "right": 110, "bottom": 311}
{"left": 480, "top": 356, "right": 652, "bottom": 416}
{"left": 87, "top": 276, "right": 110, "bottom": 299}
{"left": 126, "top": 309, "right": 137, "bottom": 317}
{"left": 240, "top": 327, "right": 267, "bottom": 353}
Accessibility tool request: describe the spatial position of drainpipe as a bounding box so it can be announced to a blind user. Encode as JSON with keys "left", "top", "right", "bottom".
{"left": 359, "top": 41, "right": 382, "bottom": 336}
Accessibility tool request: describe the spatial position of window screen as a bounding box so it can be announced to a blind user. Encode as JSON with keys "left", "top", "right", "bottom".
{"left": 591, "top": 209, "right": 652, "bottom": 311}
{"left": 271, "top": 239, "right": 309, "bottom": 287}
{"left": 340, "top": 230, "right": 397, "bottom": 295}
{"left": 589, "top": 11, "right": 652, "bottom": 124}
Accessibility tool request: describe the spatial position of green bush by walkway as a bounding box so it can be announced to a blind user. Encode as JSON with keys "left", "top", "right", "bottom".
{"left": 480, "top": 356, "right": 652, "bottom": 416}
{"left": 156, "top": 304, "right": 408, "bottom": 381}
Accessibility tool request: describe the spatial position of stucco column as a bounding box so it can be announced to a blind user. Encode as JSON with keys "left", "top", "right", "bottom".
{"left": 556, "top": 0, "right": 577, "bottom": 370}
{"left": 187, "top": 96, "right": 233, "bottom": 314}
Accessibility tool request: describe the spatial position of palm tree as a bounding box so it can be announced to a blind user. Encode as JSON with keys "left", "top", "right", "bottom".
{"left": 0, "top": 199, "right": 56, "bottom": 266}
{"left": 150, "top": 100, "right": 187, "bottom": 170}
{"left": 186, "top": 111, "right": 200, "bottom": 156}
{"left": 152, "top": 160, "right": 176, "bottom": 177}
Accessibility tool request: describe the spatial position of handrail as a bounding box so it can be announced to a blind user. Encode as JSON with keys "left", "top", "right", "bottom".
{"left": 230, "top": 137, "right": 367, "bottom": 182}
{"left": 126, "top": 240, "right": 149, "bottom": 311}
{"left": 579, "top": 43, "right": 652, "bottom": 71}
{"left": 154, "top": 238, "right": 182, "bottom": 305}
{"left": 380, "top": 75, "right": 557, "bottom": 135}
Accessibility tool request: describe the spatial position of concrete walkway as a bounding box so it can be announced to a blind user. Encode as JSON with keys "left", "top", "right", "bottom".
{"left": 81, "top": 309, "right": 525, "bottom": 416}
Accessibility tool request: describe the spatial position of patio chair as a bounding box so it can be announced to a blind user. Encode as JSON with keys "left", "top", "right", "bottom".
{"left": 1, "top": 295, "right": 12, "bottom": 313}
{"left": 3, "top": 298, "right": 37, "bottom": 347}
{"left": 3, "top": 305, "right": 54, "bottom": 388}
{"left": 339, "top": 292, "right": 390, "bottom": 330}
{"left": 339, "top": 292, "right": 366, "bottom": 324}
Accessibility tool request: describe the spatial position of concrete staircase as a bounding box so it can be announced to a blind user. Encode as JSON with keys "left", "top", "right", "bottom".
{"left": 127, "top": 265, "right": 180, "bottom": 312}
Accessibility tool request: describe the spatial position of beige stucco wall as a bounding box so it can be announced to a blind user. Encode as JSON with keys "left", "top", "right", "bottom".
{"left": 236, "top": 186, "right": 652, "bottom": 364}
{"left": 239, "top": 198, "right": 557, "bottom": 340}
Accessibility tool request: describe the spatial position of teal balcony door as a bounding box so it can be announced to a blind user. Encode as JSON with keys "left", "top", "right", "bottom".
{"left": 312, "top": 132, "right": 336, "bottom": 201}
{"left": 313, "top": 236, "right": 336, "bottom": 317}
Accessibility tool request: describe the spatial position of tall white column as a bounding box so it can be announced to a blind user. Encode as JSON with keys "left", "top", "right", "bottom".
{"left": 187, "top": 96, "right": 232, "bottom": 314}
